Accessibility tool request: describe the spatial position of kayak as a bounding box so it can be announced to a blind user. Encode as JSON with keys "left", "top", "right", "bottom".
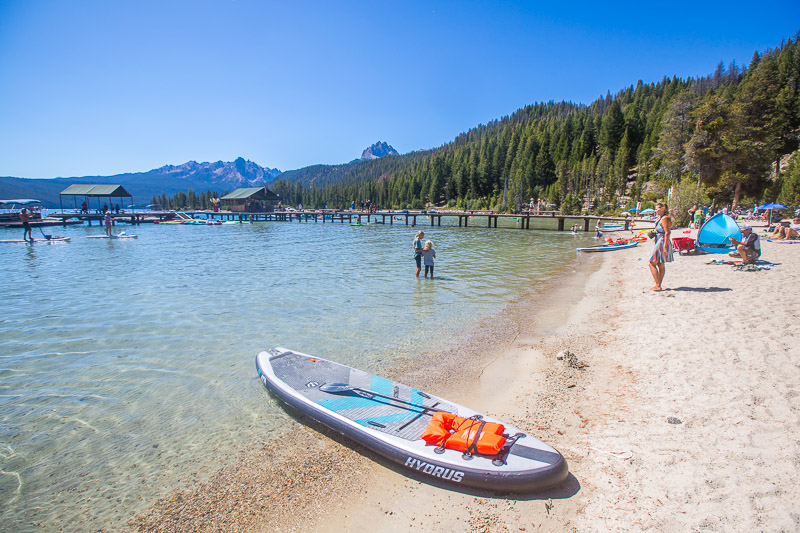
{"left": 577, "top": 241, "right": 639, "bottom": 252}
{"left": 256, "top": 348, "right": 568, "bottom": 492}
{"left": 606, "top": 234, "right": 647, "bottom": 245}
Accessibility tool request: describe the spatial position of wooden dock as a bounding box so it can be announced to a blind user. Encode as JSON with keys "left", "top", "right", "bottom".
{"left": 46, "top": 209, "right": 644, "bottom": 231}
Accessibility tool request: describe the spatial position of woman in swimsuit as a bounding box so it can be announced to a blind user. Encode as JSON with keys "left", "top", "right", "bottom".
{"left": 648, "top": 202, "right": 674, "bottom": 291}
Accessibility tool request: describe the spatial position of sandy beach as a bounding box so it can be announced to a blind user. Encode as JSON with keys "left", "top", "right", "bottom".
{"left": 132, "top": 222, "right": 800, "bottom": 532}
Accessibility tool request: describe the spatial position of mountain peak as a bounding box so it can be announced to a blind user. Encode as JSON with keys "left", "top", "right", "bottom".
{"left": 361, "top": 142, "right": 398, "bottom": 160}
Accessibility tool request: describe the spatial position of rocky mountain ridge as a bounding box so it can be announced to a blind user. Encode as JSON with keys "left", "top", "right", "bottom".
{"left": 360, "top": 142, "right": 398, "bottom": 160}
{"left": 152, "top": 157, "right": 281, "bottom": 186}
{"left": 0, "top": 157, "right": 282, "bottom": 207}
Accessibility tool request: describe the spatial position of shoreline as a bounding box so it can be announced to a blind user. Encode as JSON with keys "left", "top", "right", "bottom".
{"left": 129, "top": 248, "right": 605, "bottom": 532}
{"left": 302, "top": 239, "right": 612, "bottom": 532}
{"left": 132, "top": 224, "right": 800, "bottom": 531}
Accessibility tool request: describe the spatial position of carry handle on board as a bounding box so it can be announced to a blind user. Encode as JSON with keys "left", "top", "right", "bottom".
{"left": 319, "top": 383, "right": 453, "bottom": 414}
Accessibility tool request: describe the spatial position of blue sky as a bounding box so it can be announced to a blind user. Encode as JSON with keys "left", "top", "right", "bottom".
{"left": 1, "top": 1, "right": 798, "bottom": 178}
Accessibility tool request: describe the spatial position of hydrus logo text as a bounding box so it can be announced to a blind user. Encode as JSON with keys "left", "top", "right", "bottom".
{"left": 405, "top": 457, "right": 464, "bottom": 482}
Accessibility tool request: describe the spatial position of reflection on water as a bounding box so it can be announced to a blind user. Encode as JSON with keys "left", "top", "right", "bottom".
{"left": 0, "top": 219, "right": 594, "bottom": 530}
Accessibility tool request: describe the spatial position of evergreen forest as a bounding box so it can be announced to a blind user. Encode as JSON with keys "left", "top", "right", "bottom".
{"left": 163, "top": 33, "right": 800, "bottom": 227}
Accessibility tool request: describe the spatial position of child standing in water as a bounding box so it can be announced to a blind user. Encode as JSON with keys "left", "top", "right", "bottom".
{"left": 422, "top": 240, "right": 436, "bottom": 279}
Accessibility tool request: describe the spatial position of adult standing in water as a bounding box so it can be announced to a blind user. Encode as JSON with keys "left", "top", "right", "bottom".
{"left": 413, "top": 230, "right": 425, "bottom": 278}
{"left": 648, "top": 202, "right": 673, "bottom": 291}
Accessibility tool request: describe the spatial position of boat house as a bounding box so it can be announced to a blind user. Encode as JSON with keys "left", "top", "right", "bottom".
{"left": 60, "top": 184, "right": 133, "bottom": 213}
{"left": 220, "top": 187, "right": 281, "bottom": 212}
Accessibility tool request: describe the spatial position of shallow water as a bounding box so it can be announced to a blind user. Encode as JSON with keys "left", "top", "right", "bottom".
{"left": 0, "top": 217, "right": 595, "bottom": 530}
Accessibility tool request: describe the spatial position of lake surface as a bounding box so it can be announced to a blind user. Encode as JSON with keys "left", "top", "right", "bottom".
{"left": 0, "top": 217, "right": 595, "bottom": 531}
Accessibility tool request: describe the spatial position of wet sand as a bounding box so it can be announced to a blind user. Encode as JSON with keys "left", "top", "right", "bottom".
{"left": 132, "top": 222, "right": 800, "bottom": 532}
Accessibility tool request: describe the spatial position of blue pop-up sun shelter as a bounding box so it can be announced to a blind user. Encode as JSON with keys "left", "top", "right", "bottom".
{"left": 697, "top": 213, "right": 742, "bottom": 254}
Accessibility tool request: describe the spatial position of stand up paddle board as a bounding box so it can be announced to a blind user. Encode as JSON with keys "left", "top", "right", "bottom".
{"left": 0, "top": 237, "right": 70, "bottom": 243}
{"left": 256, "top": 348, "right": 568, "bottom": 492}
{"left": 86, "top": 234, "right": 138, "bottom": 239}
{"left": 577, "top": 241, "right": 639, "bottom": 252}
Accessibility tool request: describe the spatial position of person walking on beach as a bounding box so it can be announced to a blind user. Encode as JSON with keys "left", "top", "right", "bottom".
{"left": 688, "top": 204, "right": 698, "bottom": 228}
{"left": 104, "top": 211, "right": 113, "bottom": 236}
{"left": 693, "top": 207, "right": 704, "bottom": 229}
{"left": 413, "top": 230, "right": 425, "bottom": 278}
{"left": 648, "top": 202, "right": 673, "bottom": 291}
{"left": 19, "top": 208, "right": 33, "bottom": 241}
{"left": 421, "top": 240, "right": 436, "bottom": 279}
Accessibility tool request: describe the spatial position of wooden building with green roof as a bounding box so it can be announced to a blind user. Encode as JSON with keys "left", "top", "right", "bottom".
{"left": 220, "top": 187, "right": 280, "bottom": 212}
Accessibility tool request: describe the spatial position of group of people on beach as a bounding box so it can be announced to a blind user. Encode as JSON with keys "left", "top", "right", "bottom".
{"left": 402, "top": 201, "right": 789, "bottom": 288}
{"left": 650, "top": 201, "right": 781, "bottom": 291}
{"left": 767, "top": 215, "right": 800, "bottom": 240}
{"left": 412, "top": 230, "right": 436, "bottom": 279}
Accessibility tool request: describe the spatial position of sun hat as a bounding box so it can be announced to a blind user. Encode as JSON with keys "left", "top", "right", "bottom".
{"left": 741, "top": 224, "right": 752, "bottom": 231}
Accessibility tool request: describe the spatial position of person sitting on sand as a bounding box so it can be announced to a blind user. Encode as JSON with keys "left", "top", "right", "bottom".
{"left": 768, "top": 216, "right": 800, "bottom": 240}
{"left": 729, "top": 225, "right": 761, "bottom": 264}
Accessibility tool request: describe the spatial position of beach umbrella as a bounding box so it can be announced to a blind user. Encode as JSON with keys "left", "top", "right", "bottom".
{"left": 697, "top": 213, "right": 741, "bottom": 254}
{"left": 756, "top": 203, "right": 787, "bottom": 225}
{"left": 640, "top": 208, "right": 655, "bottom": 214}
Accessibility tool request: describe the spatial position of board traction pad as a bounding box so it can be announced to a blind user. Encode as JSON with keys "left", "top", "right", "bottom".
{"left": 270, "top": 350, "right": 455, "bottom": 441}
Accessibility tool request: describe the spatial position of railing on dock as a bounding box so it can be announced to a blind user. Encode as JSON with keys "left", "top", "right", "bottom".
{"left": 45, "top": 208, "right": 647, "bottom": 231}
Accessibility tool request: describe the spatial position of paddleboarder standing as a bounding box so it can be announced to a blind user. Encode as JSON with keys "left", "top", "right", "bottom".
{"left": 104, "top": 211, "right": 113, "bottom": 236}
{"left": 19, "top": 208, "right": 33, "bottom": 241}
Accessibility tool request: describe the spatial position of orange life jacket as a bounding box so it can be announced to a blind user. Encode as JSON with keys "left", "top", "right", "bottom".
{"left": 421, "top": 412, "right": 506, "bottom": 455}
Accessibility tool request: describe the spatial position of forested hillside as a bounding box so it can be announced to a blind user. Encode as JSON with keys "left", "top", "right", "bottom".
{"left": 269, "top": 33, "right": 800, "bottom": 223}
